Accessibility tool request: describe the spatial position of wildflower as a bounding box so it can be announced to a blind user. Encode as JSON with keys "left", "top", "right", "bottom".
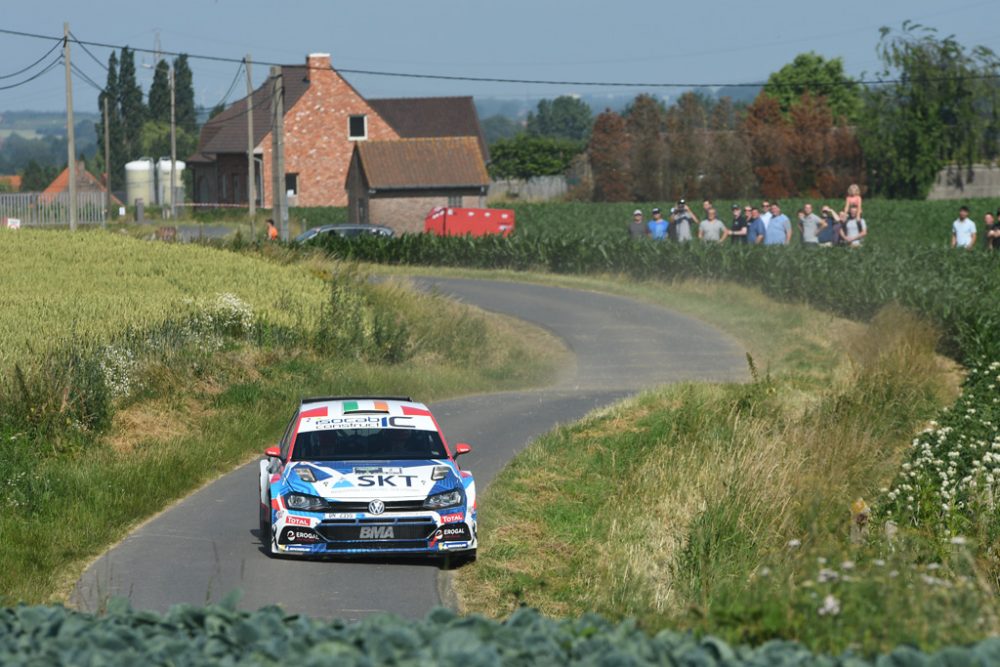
{"left": 758, "top": 567, "right": 771, "bottom": 578}
{"left": 840, "top": 561, "right": 855, "bottom": 571}
{"left": 817, "top": 595, "right": 841, "bottom": 616}
{"left": 787, "top": 539, "right": 801, "bottom": 549}
{"left": 874, "top": 559, "right": 886, "bottom": 567}
{"left": 950, "top": 536, "right": 968, "bottom": 546}
{"left": 818, "top": 568, "right": 839, "bottom": 583}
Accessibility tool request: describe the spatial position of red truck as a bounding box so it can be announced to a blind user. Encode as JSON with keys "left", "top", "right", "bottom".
{"left": 424, "top": 207, "right": 515, "bottom": 237}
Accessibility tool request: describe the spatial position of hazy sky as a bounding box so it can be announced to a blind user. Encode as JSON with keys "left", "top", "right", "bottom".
{"left": 2, "top": 0, "right": 999, "bottom": 113}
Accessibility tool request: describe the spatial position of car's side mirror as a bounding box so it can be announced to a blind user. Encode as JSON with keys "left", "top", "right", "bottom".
{"left": 454, "top": 443, "right": 472, "bottom": 457}
{"left": 264, "top": 446, "right": 282, "bottom": 460}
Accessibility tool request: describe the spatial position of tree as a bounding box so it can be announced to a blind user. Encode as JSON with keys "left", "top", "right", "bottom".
{"left": 763, "top": 52, "right": 862, "bottom": 121}
{"left": 118, "top": 47, "right": 146, "bottom": 162}
{"left": 95, "top": 51, "right": 125, "bottom": 190}
{"left": 147, "top": 60, "right": 171, "bottom": 123}
{"left": 20, "top": 160, "right": 59, "bottom": 192}
{"left": 488, "top": 135, "right": 583, "bottom": 180}
{"left": 858, "top": 23, "right": 1000, "bottom": 198}
{"left": 703, "top": 97, "right": 755, "bottom": 198}
{"left": 743, "top": 94, "right": 795, "bottom": 198}
{"left": 625, "top": 94, "right": 666, "bottom": 201}
{"left": 588, "top": 110, "right": 630, "bottom": 202}
{"left": 481, "top": 115, "right": 522, "bottom": 144}
{"left": 526, "top": 96, "right": 593, "bottom": 141}
{"left": 173, "top": 54, "right": 197, "bottom": 134}
{"left": 664, "top": 92, "right": 710, "bottom": 199}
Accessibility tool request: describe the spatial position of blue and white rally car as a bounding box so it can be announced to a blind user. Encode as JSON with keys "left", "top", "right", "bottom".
{"left": 259, "top": 396, "right": 477, "bottom": 561}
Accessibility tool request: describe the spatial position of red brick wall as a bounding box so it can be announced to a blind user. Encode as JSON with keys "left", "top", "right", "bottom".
{"left": 370, "top": 191, "right": 485, "bottom": 234}
{"left": 259, "top": 55, "right": 399, "bottom": 208}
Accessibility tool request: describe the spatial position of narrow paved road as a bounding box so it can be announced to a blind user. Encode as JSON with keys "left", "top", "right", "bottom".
{"left": 73, "top": 279, "right": 746, "bottom": 619}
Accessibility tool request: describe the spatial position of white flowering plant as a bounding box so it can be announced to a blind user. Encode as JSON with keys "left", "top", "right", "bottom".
{"left": 880, "top": 358, "right": 1000, "bottom": 537}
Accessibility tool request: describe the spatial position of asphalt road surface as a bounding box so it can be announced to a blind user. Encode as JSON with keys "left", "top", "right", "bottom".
{"left": 73, "top": 278, "right": 747, "bottom": 619}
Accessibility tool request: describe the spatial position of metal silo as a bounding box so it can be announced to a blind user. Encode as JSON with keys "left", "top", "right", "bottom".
{"left": 125, "top": 158, "right": 155, "bottom": 208}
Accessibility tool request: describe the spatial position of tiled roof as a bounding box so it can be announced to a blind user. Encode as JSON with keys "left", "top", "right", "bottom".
{"left": 355, "top": 137, "right": 489, "bottom": 190}
{"left": 368, "top": 96, "right": 489, "bottom": 161}
{"left": 42, "top": 161, "right": 121, "bottom": 204}
{"left": 191, "top": 65, "right": 311, "bottom": 158}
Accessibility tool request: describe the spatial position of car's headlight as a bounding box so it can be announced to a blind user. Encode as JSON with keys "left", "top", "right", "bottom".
{"left": 423, "top": 489, "right": 463, "bottom": 509}
{"left": 284, "top": 493, "right": 329, "bottom": 511}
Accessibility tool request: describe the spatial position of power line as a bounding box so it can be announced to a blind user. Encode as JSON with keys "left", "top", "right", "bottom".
{"left": 0, "top": 38, "right": 61, "bottom": 79}
{"left": 68, "top": 30, "right": 109, "bottom": 72}
{"left": 0, "top": 54, "right": 63, "bottom": 91}
{"left": 70, "top": 61, "right": 104, "bottom": 92}
{"left": 208, "top": 59, "right": 244, "bottom": 113}
{"left": 2, "top": 26, "right": 1000, "bottom": 91}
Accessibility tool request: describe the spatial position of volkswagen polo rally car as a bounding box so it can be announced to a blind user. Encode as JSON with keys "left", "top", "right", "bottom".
{"left": 259, "top": 396, "right": 476, "bottom": 561}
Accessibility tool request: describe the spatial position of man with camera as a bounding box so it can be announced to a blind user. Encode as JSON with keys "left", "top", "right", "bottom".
{"left": 670, "top": 199, "right": 697, "bottom": 243}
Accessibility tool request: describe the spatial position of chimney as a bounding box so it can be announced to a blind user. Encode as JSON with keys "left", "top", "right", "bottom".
{"left": 307, "top": 53, "right": 332, "bottom": 70}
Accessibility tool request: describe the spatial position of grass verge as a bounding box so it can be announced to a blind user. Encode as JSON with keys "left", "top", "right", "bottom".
{"left": 0, "top": 242, "right": 566, "bottom": 605}
{"left": 431, "top": 267, "right": 983, "bottom": 654}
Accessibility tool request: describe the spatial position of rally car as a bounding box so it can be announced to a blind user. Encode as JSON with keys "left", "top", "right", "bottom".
{"left": 258, "top": 396, "right": 477, "bottom": 562}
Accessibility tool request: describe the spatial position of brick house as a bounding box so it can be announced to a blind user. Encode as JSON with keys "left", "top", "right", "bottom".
{"left": 42, "top": 161, "right": 121, "bottom": 204}
{"left": 346, "top": 137, "right": 489, "bottom": 233}
{"left": 188, "top": 53, "right": 488, "bottom": 209}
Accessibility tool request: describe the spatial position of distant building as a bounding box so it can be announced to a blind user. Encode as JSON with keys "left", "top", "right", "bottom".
{"left": 0, "top": 175, "right": 21, "bottom": 192}
{"left": 188, "top": 53, "right": 488, "bottom": 212}
{"left": 42, "top": 161, "right": 121, "bottom": 204}
{"left": 346, "top": 137, "right": 489, "bottom": 234}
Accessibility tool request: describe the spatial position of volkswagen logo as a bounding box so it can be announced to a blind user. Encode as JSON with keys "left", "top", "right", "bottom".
{"left": 368, "top": 499, "right": 385, "bottom": 515}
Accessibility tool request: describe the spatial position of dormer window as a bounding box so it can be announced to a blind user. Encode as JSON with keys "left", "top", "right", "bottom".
{"left": 349, "top": 115, "right": 367, "bottom": 140}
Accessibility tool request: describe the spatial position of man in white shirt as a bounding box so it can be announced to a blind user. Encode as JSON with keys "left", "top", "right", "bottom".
{"left": 951, "top": 206, "right": 977, "bottom": 250}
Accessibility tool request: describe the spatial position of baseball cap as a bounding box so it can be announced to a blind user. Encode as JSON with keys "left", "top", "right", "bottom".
{"left": 633, "top": 209, "right": 643, "bottom": 216}
{"left": 731, "top": 203, "right": 740, "bottom": 210}
{"left": 651, "top": 207, "right": 661, "bottom": 214}
{"left": 677, "top": 198, "right": 686, "bottom": 205}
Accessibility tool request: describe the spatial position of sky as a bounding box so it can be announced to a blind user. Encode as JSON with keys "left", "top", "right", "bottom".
{"left": 2, "top": 0, "right": 999, "bottom": 115}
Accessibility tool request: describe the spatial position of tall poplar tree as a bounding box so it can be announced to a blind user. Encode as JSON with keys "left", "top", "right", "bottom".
{"left": 118, "top": 47, "right": 146, "bottom": 161}
{"left": 173, "top": 54, "right": 197, "bottom": 134}
{"left": 625, "top": 94, "right": 666, "bottom": 201}
{"left": 147, "top": 60, "right": 171, "bottom": 123}
{"left": 95, "top": 51, "right": 125, "bottom": 191}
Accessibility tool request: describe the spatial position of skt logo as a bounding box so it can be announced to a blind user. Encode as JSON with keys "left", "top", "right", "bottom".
{"left": 357, "top": 474, "right": 418, "bottom": 487}
{"left": 359, "top": 526, "right": 394, "bottom": 539}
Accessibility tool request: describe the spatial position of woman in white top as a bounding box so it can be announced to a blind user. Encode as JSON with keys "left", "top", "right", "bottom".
{"left": 839, "top": 204, "right": 867, "bottom": 247}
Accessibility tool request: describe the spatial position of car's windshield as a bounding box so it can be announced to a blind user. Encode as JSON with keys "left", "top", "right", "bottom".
{"left": 291, "top": 427, "right": 448, "bottom": 461}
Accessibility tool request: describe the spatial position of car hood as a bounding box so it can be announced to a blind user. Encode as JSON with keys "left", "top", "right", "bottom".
{"left": 286, "top": 459, "right": 461, "bottom": 500}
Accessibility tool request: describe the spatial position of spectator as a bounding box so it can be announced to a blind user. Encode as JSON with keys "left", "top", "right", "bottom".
{"left": 267, "top": 218, "right": 279, "bottom": 241}
{"left": 760, "top": 199, "right": 773, "bottom": 228}
{"left": 840, "top": 204, "right": 867, "bottom": 247}
{"left": 763, "top": 202, "right": 792, "bottom": 245}
{"left": 647, "top": 207, "right": 669, "bottom": 240}
{"left": 698, "top": 207, "right": 730, "bottom": 242}
{"left": 746, "top": 206, "right": 766, "bottom": 245}
{"left": 816, "top": 205, "right": 839, "bottom": 246}
{"left": 951, "top": 206, "right": 977, "bottom": 250}
{"left": 629, "top": 209, "right": 648, "bottom": 239}
{"left": 843, "top": 183, "right": 863, "bottom": 217}
{"left": 799, "top": 203, "right": 826, "bottom": 246}
{"left": 730, "top": 204, "right": 748, "bottom": 244}
{"left": 702, "top": 199, "right": 713, "bottom": 219}
{"left": 987, "top": 211, "right": 1000, "bottom": 250}
{"left": 671, "top": 199, "right": 696, "bottom": 243}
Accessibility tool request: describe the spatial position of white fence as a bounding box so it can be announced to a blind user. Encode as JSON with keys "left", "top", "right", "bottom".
{"left": 0, "top": 192, "right": 108, "bottom": 227}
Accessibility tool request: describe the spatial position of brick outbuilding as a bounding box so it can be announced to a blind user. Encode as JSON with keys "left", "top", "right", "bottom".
{"left": 346, "top": 137, "right": 489, "bottom": 234}
{"left": 189, "top": 54, "right": 488, "bottom": 209}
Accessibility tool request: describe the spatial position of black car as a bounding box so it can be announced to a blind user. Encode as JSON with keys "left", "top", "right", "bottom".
{"left": 294, "top": 224, "right": 394, "bottom": 243}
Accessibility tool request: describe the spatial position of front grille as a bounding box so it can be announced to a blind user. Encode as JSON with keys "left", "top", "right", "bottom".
{"left": 316, "top": 521, "right": 435, "bottom": 542}
{"left": 325, "top": 540, "right": 429, "bottom": 551}
{"left": 327, "top": 499, "right": 427, "bottom": 513}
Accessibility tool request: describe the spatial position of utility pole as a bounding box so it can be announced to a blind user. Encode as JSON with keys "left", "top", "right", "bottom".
{"left": 63, "top": 22, "right": 77, "bottom": 231}
{"left": 169, "top": 64, "right": 177, "bottom": 219}
{"left": 246, "top": 55, "right": 256, "bottom": 235}
{"left": 270, "top": 65, "right": 287, "bottom": 240}
{"left": 103, "top": 96, "right": 110, "bottom": 228}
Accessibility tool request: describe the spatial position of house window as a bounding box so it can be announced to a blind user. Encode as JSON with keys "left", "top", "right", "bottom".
{"left": 447, "top": 194, "right": 462, "bottom": 207}
{"left": 348, "top": 115, "right": 367, "bottom": 140}
{"left": 285, "top": 173, "right": 298, "bottom": 196}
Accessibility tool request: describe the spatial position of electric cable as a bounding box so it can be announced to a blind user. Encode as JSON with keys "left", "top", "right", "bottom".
{"left": 0, "top": 38, "right": 61, "bottom": 79}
